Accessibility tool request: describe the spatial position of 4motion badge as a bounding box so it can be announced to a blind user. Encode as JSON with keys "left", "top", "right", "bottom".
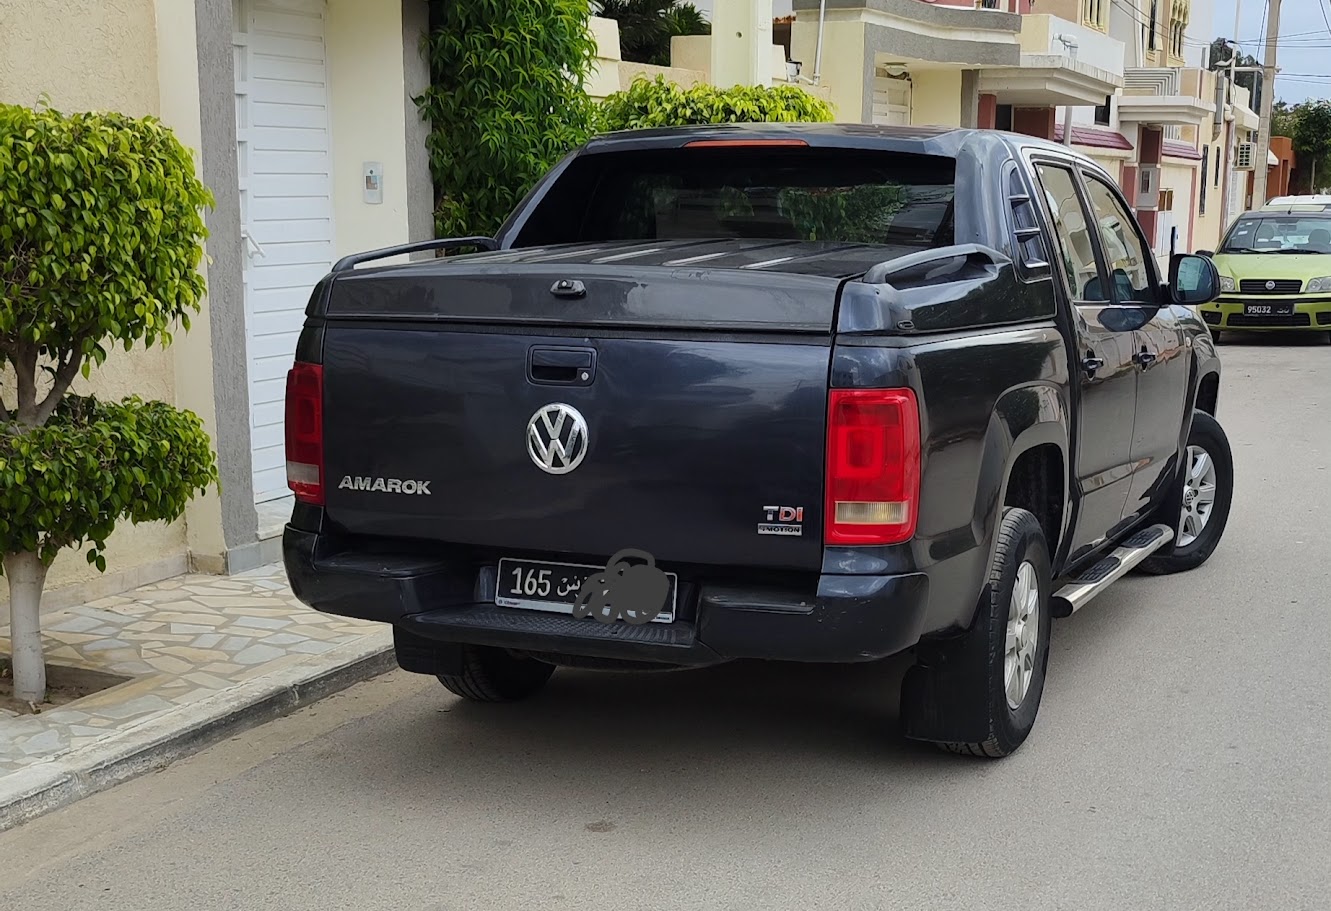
{"left": 758, "top": 505, "right": 804, "bottom": 537}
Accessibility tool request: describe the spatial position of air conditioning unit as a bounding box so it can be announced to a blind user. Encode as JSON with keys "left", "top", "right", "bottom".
{"left": 1235, "top": 143, "right": 1255, "bottom": 171}
{"left": 1137, "top": 165, "right": 1161, "bottom": 209}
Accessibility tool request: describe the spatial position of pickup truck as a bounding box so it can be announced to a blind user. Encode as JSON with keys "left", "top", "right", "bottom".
{"left": 282, "top": 124, "right": 1233, "bottom": 758}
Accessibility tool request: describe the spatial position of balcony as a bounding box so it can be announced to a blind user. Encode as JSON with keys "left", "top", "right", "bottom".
{"left": 977, "top": 14, "right": 1124, "bottom": 106}
{"left": 791, "top": 0, "right": 1021, "bottom": 66}
{"left": 1117, "top": 67, "right": 1216, "bottom": 126}
{"left": 790, "top": 0, "right": 1021, "bottom": 123}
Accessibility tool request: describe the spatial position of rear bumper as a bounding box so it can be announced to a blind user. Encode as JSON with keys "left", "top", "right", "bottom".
{"left": 283, "top": 527, "right": 930, "bottom": 667}
{"left": 1201, "top": 298, "right": 1331, "bottom": 330}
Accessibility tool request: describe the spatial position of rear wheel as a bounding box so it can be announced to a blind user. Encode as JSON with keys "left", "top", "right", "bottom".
{"left": 900, "top": 508, "right": 1052, "bottom": 758}
{"left": 1138, "top": 411, "right": 1233, "bottom": 575}
{"left": 437, "top": 645, "right": 555, "bottom": 702}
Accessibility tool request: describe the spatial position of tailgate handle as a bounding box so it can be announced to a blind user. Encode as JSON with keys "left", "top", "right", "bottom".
{"left": 528, "top": 346, "right": 596, "bottom": 386}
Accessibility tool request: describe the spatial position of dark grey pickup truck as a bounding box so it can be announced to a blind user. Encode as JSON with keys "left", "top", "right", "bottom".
{"left": 282, "top": 124, "right": 1233, "bottom": 757}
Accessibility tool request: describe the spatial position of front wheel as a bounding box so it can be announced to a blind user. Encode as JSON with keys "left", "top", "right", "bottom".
{"left": 900, "top": 508, "right": 1052, "bottom": 758}
{"left": 1138, "top": 410, "right": 1233, "bottom": 575}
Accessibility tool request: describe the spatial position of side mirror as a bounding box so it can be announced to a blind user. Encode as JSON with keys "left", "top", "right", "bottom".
{"left": 1169, "top": 253, "right": 1220, "bottom": 305}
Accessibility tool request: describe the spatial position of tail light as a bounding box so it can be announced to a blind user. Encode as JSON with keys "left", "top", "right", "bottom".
{"left": 825, "top": 388, "right": 921, "bottom": 546}
{"left": 285, "top": 362, "right": 325, "bottom": 505}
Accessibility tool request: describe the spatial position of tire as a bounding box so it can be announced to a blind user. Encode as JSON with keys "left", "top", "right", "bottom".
{"left": 436, "top": 645, "right": 555, "bottom": 702}
{"left": 900, "top": 508, "right": 1053, "bottom": 758}
{"left": 1138, "top": 410, "right": 1233, "bottom": 575}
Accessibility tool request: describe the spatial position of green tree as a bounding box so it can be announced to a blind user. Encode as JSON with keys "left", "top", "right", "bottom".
{"left": 415, "top": 0, "right": 599, "bottom": 238}
{"left": 1292, "top": 100, "right": 1331, "bottom": 193}
{"left": 595, "top": 0, "right": 711, "bottom": 67}
{"left": 1272, "top": 100, "right": 1299, "bottom": 141}
{"left": 0, "top": 103, "right": 218, "bottom": 705}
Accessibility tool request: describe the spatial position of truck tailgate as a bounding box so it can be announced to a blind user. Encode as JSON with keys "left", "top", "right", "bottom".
{"left": 313, "top": 243, "right": 879, "bottom": 572}
{"left": 322, "top": 329, "right": 828, "bottom": 569}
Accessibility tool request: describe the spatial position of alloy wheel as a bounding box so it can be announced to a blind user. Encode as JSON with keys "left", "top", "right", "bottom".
{"left": 1004, "top": 561, "right": 1041, "bottom": 710}
{"left": 1177, "top": 444, "right": 1218, "bottom": 548}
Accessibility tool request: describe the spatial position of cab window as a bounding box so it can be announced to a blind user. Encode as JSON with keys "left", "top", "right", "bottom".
{"left": 1034, "top": 164, "right": 1106, "bottom": 303}
{"left": 1081, "top": 176, "right": 1155, "bottom": 304}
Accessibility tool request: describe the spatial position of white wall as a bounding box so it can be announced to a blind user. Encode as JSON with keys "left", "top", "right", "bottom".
{"left": 691, "top": 0, "right": 794, "bottom": 17}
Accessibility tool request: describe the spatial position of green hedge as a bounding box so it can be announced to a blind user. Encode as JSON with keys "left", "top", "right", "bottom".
{"left": 598, "top": 76, "right": 836, "bottom": 132}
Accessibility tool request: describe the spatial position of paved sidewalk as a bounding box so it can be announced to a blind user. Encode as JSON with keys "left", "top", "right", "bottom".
{"left": 0, "top": 564, "right": 392, "bottom": 831}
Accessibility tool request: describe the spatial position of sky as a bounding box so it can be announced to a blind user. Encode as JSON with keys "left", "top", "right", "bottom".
{"left": 1212, "top": 0, "right": 1331, "bottom": 103}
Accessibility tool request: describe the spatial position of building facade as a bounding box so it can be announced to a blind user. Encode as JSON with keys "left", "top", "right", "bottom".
{"left": 774, "top": 0, "right": 1265, "bottom": 261}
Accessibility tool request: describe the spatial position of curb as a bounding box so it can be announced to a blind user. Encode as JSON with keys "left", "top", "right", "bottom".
{"left": 0, "top": 633, "right": 395, "bottom": 833}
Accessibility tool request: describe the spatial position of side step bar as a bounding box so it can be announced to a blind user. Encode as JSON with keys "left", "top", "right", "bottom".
{"left": 1051, "top": 524, "right": 1174, "bottom": 618}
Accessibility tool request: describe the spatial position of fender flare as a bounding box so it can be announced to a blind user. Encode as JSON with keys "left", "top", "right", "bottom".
{"left": 961, "top": 383, "right": 1069, "bottom": 626}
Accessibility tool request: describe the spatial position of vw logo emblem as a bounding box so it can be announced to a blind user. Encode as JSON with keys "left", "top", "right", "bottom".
{"left": 1266, "top": 280, "right": 1276, "bottom": 290}
{"left": 526, "top": 403, "right": 589, "bottom": 474}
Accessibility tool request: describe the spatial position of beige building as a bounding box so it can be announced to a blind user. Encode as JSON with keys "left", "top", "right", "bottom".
{"left": 1, "top": 0, "right": 434, "bottom": 615}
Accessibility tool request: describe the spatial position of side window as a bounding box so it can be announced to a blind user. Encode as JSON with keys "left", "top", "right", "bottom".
{"left": 1082, "top": 176, "right": 1155, "bottom": 304}
{"left": 1034, "top": 164, "right": 1107, "bottom": 303}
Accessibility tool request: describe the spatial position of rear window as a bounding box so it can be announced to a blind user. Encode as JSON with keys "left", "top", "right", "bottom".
{"left": 512, "top": 147, "right": 957, "bottom": 249}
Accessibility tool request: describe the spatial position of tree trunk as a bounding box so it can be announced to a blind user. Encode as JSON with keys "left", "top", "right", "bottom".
{"left": 3, "top": 551, "right": 48, "bottom": 704}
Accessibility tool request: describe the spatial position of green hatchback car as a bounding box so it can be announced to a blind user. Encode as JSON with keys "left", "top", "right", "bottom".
{"left": 1199, "top": 210, "right": 1331, "bottom": 341}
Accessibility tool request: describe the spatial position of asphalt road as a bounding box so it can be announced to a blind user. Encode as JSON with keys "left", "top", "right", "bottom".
{"left": 2, "top": 336, "right": 1329, "bottom": 911}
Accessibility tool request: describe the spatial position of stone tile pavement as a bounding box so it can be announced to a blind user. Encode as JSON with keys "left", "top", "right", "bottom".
{"left": 0, "top": 563, "right": 393, "bottom": 829}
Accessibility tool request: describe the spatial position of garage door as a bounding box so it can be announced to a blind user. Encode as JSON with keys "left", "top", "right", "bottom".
{"left": 234, "top": 0, "right": 335, "bottom": 505}
{"left": 872, "top": 76, "right": 911, "bottom": 126}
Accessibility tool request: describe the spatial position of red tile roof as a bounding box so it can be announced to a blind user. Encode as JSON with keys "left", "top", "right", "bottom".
{"left": 1163, "top": 140, "right": 1204, "bottom": 161}
{"left": 1052, "top": 125, "right": 1134, "bottom": 150}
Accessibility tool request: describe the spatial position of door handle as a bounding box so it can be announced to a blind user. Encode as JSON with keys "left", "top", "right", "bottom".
{"left": 1133, "top": 347, "right": 1157, "bottom": 367}
{"left": 1082, "top": 353, "right": 1105, "bottom": 375}
{"left": 528, "top": 346, "right": 596, "bottom": 386}
{"left": 241, "top": 227, "right": 266, "bottom": 258}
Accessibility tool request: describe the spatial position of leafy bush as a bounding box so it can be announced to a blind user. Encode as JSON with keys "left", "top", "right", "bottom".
{"left": 415, "top": 0, "right": 599, "bottom": 238}
{"left": 0, "top": 396, "right": 217, "bottom": 567}
{"left": 0, "top": 101, "right": 218, "bottom": 703}
{"left": 598, "top": 76, "right": 836, "bottom": 132}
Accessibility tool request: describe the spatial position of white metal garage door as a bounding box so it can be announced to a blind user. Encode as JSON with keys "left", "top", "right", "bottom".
{"left": 872, "top": 76, "right": 911, "bottom": 126}
{"left": 234, "top": 0, "right": 335, "bottom": 505}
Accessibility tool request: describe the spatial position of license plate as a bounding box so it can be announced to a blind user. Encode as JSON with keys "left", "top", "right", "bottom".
{"left": 495, "top": 558, "right": 678, "bottom": 623}
{"left": 1245, "top": 303, "right": 1292, "bottom": 316}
